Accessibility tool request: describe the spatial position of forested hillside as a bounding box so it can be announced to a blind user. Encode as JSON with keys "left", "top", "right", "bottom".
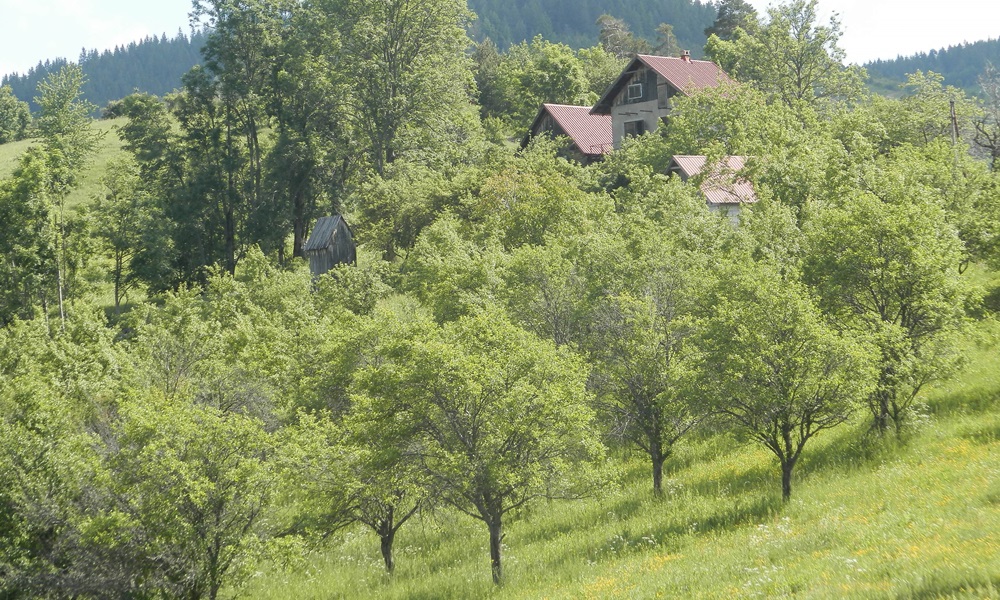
{"left": 2, "top": 0, "right": 715, "bottom": 113}
{"left": 468, "top": 0, "right": 716, "bottom": 52}
{"left": 866, "top": 37, "right": 1000, "bottom": 95}
{"left": 1, "top": 29, "right": 207, "bottom": 112}
{"left": 2, "top": 0, "right": 1000, "bottom": 598}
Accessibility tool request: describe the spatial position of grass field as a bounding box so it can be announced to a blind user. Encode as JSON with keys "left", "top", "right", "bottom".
{"left": 0, "top": 117, "right": 127, "bottom": 210}
{"left": 245, "top": 318, "right": 1000, "bottom": 599}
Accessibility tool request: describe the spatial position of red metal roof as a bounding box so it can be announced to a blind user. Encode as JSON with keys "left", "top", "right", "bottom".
{"left": 638, "top": 55, "right": 733, "bottom": 94}
{"left": 670, "top": 155, "right": 757, "bottom": 205}
{"left": 528, "top": 104, "right": 613, "bottom": 156}
{"left": 592, "top": 54, "right": 732, "bottom": 114}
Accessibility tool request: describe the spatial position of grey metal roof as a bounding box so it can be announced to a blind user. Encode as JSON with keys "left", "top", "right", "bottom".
{"left": 592, "top": 54, "right": 732, "bottom": 115}
{"left": 669, "top": 155, "right": 757, "bottom": 205}
{"left": 303, "top": 215, "right": 347, "bottom": 252}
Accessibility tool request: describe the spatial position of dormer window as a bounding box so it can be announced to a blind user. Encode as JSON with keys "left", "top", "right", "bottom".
{"left": 627, "top": 82, "right": 643, "bottom": 100}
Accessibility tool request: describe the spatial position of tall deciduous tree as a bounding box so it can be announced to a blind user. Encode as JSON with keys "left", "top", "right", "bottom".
{"left": 91, "top": 157, "right": 151, "bottom": 313}
{"left": 706, "top": 0, "right": 866, "bottom": 109}
{"left": 699, "top": 264, "right": 875, "bottom": 501}
{"left": 803, "top": 165, "right": 968, "bottom": 433}
{"left": 33, "top": 64, "right": 102, "bottom": 324}
{"left": 365, "top": 309, "right": 604, "bottom": 585}
{"left": 340, "top": 0, "right": 474, "bottom": 176}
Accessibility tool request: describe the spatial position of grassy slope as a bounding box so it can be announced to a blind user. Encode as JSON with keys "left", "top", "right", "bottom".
{"left": 246, "top": 317, "right": 1000, "bottom": 599}
{"left": 0, "top": 117, "right": 127, "bottom": 210}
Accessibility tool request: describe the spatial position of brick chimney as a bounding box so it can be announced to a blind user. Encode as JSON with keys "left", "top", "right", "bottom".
{"left": 681, "top": 50, "right": 691, "bottom": 62}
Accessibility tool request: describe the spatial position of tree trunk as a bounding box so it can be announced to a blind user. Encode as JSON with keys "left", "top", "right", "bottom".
{"left": 488, "top": 518, "right": 503, "bottom": 585}
{"left": 380, "top": 529, "right": 396, "bottom": 573}
{"left": 651, "top": 440, "right": 666, "bottom": 496}
{"left": 781, "top": 459, "right": 795, "bottom": 502}
{"left": 875, "top": 389, "right": 891, "bottom": 434}
{"left": 293, "top": 212, "right": 306, "bottom": 259}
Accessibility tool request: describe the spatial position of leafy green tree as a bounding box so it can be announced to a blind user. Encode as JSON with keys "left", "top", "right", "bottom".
{"left": 108, "top": 394, "right": 277, "bottom": 600}
{"left": 340, "top": 0, "right": 474, "bottom": 176}
{"left": 897, "top": 71, "right": 979, "bottom": 146}
{"left": 706, "top": 0, "right": 866, "bottom": 109}
{"left": 703, "top": 0, "right": 759, "bottom": 41}
{"left": 0, "top": 149, "right": 56, "bottom": 324}
{"left": 803, "top": 166, "right": 968, "bottom": 433}
{"left": 32, "top": 64, "right": 102, "bottom": 324}
{"left": 91, "top": 157, "right": 151, "bottom": 313}
{"left": 347, "top": 300, "right": 439, "bottom": 573}
{"left": 577, "top": 45, "right": 627, "bottom": 98}
{"left": 0, "top": 315, "right": 130, "bottom": 598}
{"left": 265, "top": 3, "right": 355, "bottom": 258}
{"left": 364, "top": 309, "right": 604, "bottom": 584}
{"left": 484, "top": 36, "right": 591, "bottom": 131}
{"left": 588, "top": 249, "right": 710, "bottom": 496}
{"left": 699, "top": 264, "right": 875, "bottom": 501}
{"left": 0, "top": 85, "right": 31, "bottom": 144}
{"left": 33, "top": 64, "right": 101, "bottom": 190}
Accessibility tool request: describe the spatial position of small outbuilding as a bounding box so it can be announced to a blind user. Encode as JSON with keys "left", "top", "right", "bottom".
{"left": 523, "top": 103, "right": 613, "bottom": 164}
{"left": 668, "top": 155, "right": 757, "bottom": 222}
{"left": 303, "top": 215, "right": 356, "bottom": 277}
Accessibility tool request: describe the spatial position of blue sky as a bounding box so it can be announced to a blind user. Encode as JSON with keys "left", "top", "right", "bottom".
{"left": 0, "top": 0, "right": 997, "bottom": 78}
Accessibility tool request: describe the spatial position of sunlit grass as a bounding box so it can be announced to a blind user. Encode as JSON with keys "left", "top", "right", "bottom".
{"left": 0, "top": 117, "right": 126, "bottom": 210}
{"left": 245, "top": 317, "right": 1000, "bottom": 599}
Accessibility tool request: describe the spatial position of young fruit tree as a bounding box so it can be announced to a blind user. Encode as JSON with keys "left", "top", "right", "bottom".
{"left": 698, "top": 264, "right": 876, "bottom": 501}
{"left": 359, "top": 306, "right": 605, "bottom": 584}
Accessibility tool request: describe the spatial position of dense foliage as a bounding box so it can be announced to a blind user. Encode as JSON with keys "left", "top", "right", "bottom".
{"left": 2, "top": 1, "right": 1000, "bottom": 598}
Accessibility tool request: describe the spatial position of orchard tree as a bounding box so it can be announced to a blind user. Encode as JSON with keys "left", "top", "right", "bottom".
{"left": 804, "top": 162, "right": 968, "bottom": 433}
{"left": 365, "top": 309, "right": 605, "bottom": 584}
{"left": 699, "top": 264, "right": 875, "bottom": 501}
{"left": 108, "top": 394, "right": 277, "bottom": 600}
{"left": 347, "top": 300, "right": 439, "bottom": 573}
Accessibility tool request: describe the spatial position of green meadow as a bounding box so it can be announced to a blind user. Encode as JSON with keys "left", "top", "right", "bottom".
{"left": 244, "top": 318, "right": 1000, "bottom": 599}
{"left": 0, "top": 117, "right": 126, "bottom": 210}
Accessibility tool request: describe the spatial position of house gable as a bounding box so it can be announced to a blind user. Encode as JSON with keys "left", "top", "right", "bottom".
{"left": 524, "top": 103, "right": 613, "bottom": 161}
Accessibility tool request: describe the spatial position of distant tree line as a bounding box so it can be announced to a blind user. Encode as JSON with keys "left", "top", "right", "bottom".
{"left": 866, "top": 37, "right": 1000, "bottom": 94}
{"left": 468, "top": 0, "right": 717, "bottom": 54}
{"left": 1, "top": 29, "right": 208, "bottom": 113}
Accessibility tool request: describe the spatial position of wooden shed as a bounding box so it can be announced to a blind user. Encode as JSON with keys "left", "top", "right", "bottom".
{"left": 303, "top": 215, "right": 356, "bottom": 276}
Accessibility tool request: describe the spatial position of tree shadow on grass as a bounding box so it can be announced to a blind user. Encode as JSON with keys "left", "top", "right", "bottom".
{"left": 587, "top": 493, "right": 781, "bottom": 562}
{"left": 795, "top": 422, "right": 899, "bottom": 482}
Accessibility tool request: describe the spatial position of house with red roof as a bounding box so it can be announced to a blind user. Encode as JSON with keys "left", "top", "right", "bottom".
{"left": 668, "top": 155, "right": 757, "bottom": 222}
{"left": 523, "top": 103, "right": 613, "bottom": 164}
{"left": 591, "top": 51, "right": 732, "bottom": 149}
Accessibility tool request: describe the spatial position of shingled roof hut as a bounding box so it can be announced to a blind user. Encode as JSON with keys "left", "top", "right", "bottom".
{"left": 303, "top": 215, "right": 356, "bottom": 277}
